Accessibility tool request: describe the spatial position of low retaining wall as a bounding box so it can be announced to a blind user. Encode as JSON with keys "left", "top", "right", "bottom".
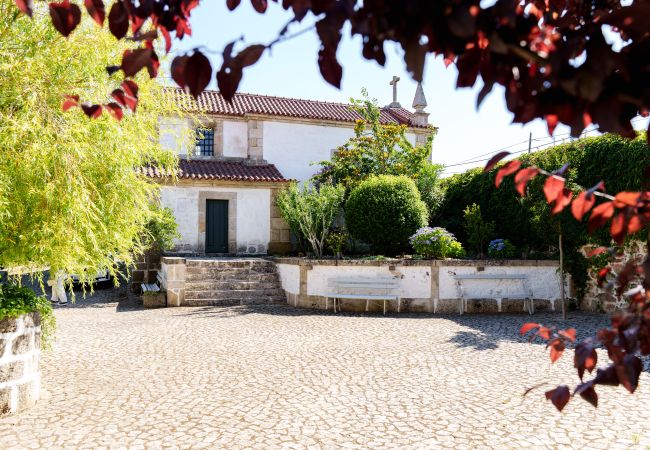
{"left": 0, "top": 312, "right": 41, "bottom": 416}
{"left": 274, "top": 258, "right": 568, "bottom": 314}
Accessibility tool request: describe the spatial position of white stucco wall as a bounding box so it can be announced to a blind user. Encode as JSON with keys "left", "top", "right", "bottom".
{"left": 159, "top": 117, "right": 192, "bottom": 156}
{"left": 275, "top": 261, "right": 565, "bottom": 301}
{"left": 223, "top": 120, "right": 248, "bottom": 158}
{"left": 160, "top": 185, "right": 271, "bottom": 253}
{"left": 263, "top": 121, "right": 356, "bottom": 183}
{"left": 306, "top": 265, "right": 431, "bottom": 298}
{"left": 438, "top": 265, "right": 564, "bottom": 300}
{"left": 276, "top": 263, "right": 300, "bottom": 294}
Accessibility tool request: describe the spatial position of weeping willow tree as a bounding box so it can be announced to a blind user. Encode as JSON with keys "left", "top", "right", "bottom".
{"left": 0, "top": 4, "right": 190, "bottom": 283}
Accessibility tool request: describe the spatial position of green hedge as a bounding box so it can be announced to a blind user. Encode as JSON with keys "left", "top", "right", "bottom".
{"left": 346, "top": 175, "right": 428, "bottom": 255}
{"left": 434, "top": 133, "right": 649, "bottom": 296}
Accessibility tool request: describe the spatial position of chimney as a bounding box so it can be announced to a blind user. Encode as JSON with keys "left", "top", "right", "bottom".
{"left": 411, "top": 82, "right": 429, "bottom": 127}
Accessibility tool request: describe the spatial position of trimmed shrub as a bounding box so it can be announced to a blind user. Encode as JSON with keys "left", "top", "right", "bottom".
{"left": 434, "top": 133, "right": 649, "bottom": 297}
{"left": 410, "top": 227, "right": 465, "bottom": 259}
{"left": 345, "top": 175, "right": 428, "bottom": 255}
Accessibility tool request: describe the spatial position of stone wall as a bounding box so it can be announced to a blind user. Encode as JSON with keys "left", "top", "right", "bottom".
{"left": 0, "top": 312, "right": 41, "bottom": 416}
{"left": 581, "top": 241, "right": 645, "bottom": 312}
{"left": 274, "top": 258, "right": 567, "bottom": 314}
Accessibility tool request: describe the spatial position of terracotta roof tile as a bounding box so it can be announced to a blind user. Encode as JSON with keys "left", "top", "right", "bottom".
{"left": 143, "top": 159, "right": 289, "bottom": 183}
{"left": 167, "top": 88, "right": 428, "bottom": 128}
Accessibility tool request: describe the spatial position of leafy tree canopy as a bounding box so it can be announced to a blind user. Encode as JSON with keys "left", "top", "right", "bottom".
{"left": 313, "top": 90, "right": 439, "bottom": 192}
{"left": 0, "top": 4, "right": 186, "bottom": 282}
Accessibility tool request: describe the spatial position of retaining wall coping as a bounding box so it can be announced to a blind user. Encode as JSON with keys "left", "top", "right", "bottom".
{"left": 271, "top": 257, "right": 559, "bottom": 267}
{"left": 161, "top": 257, "right": 187, "bottom": 265}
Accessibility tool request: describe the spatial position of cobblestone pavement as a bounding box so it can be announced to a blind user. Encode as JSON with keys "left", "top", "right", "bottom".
{"left": 1, "top": 286, "right": 649, "bottom": 449}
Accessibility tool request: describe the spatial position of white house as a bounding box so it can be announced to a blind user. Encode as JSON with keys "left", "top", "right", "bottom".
{"left": 149, "top": 83, "right": 435, "bottom": 255}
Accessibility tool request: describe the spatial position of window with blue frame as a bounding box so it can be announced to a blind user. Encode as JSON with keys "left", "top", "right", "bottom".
{"left": 195, "top": 127, "right": 214, "bottom": 156}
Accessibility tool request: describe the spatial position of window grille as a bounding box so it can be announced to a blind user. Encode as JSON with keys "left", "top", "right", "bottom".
{"left": 195, "top": 127, "right": 214, "bottom": 156}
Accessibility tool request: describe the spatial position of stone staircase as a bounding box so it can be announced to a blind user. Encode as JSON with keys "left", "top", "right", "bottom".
{"left": 184, "top": 258, "right": 286, "bottom": 306}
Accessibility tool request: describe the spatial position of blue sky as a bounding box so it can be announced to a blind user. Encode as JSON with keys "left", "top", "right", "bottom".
{"left": 168, "top": 2, "right": 649, "bottom": 175}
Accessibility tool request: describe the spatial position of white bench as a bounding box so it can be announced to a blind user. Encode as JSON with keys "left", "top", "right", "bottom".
{"left": 451, "top": 273, "right": 541, "bottom": 315}
{"left": 141, "top": 283, "right": 160, "bottom": 294}
{"left": 325, "top": 277, "right": 400, "bottom": 315}
{"left": 141, "top": 272, "right": 164, "bottom": 295}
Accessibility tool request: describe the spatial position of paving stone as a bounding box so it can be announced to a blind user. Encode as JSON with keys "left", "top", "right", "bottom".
{"left": 0, "top": 285, "right": 648, "bottom": 448}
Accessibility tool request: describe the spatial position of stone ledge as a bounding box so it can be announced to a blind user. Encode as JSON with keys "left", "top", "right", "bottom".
{"left": 271, "top": 257, "right": 559, "bottom": 268}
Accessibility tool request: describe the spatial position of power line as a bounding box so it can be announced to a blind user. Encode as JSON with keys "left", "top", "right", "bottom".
{"left": 441, "top": 117, "right": 648, "bottom": 173}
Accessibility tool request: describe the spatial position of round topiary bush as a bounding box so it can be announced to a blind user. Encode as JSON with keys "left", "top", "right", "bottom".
{"left": 345, "top": 175, "right": 428, "bottom": 255}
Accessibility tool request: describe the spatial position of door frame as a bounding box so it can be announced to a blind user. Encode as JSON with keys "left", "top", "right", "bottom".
{"left": 198, "top": 191, "right": 237, "bottom": 254}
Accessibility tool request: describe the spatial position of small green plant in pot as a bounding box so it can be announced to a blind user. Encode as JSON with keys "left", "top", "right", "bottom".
{"left": 409, "top": 227, "right": 465, "bottom": 259}
{"left": 487, "top": 239, "right": 517, "bottom": 259}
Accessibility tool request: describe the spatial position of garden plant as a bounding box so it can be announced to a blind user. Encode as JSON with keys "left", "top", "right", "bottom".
{"left": 409, "top": 227, "right": 465, "bottom": 259}
{"left": 0, "top": 284, "right": 55, "bottom": 348}
{"left": 345, "top": 175, "right": 428, "bottom": 256}
{"left": 276, "top": 183, "right": 345, "bottom": 258}
{"left": 487, "top": 239, "right": 517, "bottom": 259}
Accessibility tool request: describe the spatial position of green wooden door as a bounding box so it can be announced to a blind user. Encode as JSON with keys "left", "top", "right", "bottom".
{"left": 205, "top": 200, "right": 228, "bottom": 253}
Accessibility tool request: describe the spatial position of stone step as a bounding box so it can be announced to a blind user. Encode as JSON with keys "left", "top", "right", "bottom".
{"left": 183, "top": 296, "right": 286, "bottom": 307}
{"left": 185, "top": 272, "right": 280, "bottom": 283}
{"left": 184, "top": 288, "right": 286, "bottom": 300}
{"left": 185, "top": 260, "right": 275, "bottom": 270}
{"left": 185, "top": 281, "right": 281, "bottom": 291}
{"left": 186, "top": 266, "right": 277, "bottom": 276}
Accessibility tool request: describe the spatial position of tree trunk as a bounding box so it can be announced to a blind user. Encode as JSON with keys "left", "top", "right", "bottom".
{"left": 559, "top": 227, "right": 567, "bottom": 320}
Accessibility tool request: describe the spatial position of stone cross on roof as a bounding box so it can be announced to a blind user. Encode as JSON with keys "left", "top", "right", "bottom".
{"left": 388, "top": 76, "right": 401, "bottom": 108}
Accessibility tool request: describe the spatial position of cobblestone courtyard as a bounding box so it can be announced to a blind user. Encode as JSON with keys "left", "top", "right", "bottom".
{"left": 1, "top": 287, "right": 649, "bottom": 449}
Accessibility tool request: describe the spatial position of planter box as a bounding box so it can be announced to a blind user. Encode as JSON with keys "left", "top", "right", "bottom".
{"left": 272, "top": 258, "right": 568, "bottom": 314}
{"left": 142, "top": 292, "right": 167, "bottom": 308}
{"left": 0, "top": 312, "right": 41, "bottom": 416}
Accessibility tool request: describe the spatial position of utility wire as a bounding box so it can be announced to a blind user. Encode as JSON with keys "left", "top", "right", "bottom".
{"left": 441, "top": 117, "right": 647, "bottom": 172}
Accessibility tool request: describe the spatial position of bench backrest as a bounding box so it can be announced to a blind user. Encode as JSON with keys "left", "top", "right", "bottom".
{"left": 453, "top": 274, "right": 528, "bottom": 280}
{"left": 329, "top": 277, "right": 399, "bottom": 292}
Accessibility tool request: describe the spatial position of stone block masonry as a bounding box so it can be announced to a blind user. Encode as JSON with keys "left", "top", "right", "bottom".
{"left": 0, "top": 312, "right": 41, "bottom": 416}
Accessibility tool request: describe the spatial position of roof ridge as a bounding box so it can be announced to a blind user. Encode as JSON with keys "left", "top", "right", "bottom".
{"left": 168, "top": 87, "right": 407, "bottom": 112}
{"left": 180, "top": 158, "right": 275, "bottom": 167}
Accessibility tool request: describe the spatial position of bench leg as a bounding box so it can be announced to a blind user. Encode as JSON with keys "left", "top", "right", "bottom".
{"left": 433, "top": 298, "right": 438, "bottom": 314}
{"left": 459, "top": 298, "right": 464, "bottom": 315}
{"left": 550, "top": 298, "right": 556, "bottom": 311}
{"left": 365, "top": 299, "right": 369, "bottom": 312}
{"left": 325, "top": 297, "right": 329, "bottom": 311}
{"left": 496, "top": 298, "right": 502, "bottom": 313}
{"left": 529, "top": 298, "right": 535, "bottom": 315}
{"left": 383, "top": 299, "right": 386, "bottom": 315}
{"left": 397, "top": 298, "right": 400, "bottom": 313}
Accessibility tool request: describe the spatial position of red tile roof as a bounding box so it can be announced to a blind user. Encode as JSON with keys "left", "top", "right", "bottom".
{"left": 143, "top": 159, "right": 289, "bottom": 183}
{"left": 167, "top": 88, "right": 428, "bottom": 128}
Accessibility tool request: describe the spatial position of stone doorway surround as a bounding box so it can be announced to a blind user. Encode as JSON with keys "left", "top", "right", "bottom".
{"left": 198, "top": 191, "right": 237, "bottom": 254}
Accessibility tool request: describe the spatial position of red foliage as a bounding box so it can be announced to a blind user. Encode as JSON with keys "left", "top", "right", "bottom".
{"left": 10, "top": 0, "right": 650, "bottom": 141}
